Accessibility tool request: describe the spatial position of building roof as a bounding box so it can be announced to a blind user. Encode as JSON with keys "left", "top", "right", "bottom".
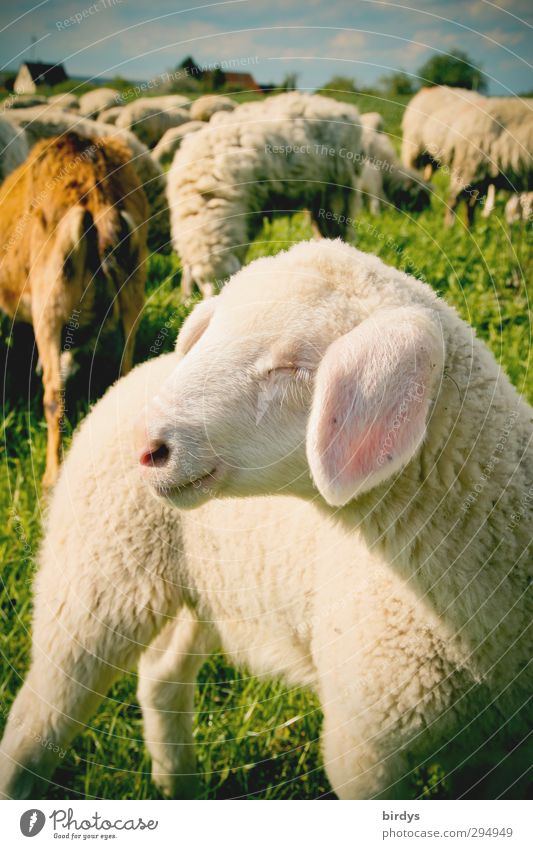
{"left": 223, "top": 72, "right": 262, "bottom": 92}
{"left": 21, "top": 62, "right": 68, "bottom": 86}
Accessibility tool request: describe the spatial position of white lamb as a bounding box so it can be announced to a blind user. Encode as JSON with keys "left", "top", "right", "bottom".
{"left": 168, "top": 92, "right": 363, "bottom": 295}
{"left": 358, "top": 112, "right": 430, "bottom": 214}
{"left": 1, "top": 240, "right": 530, "bottom": 800}
{"left": 115, "top": 97, "right": 191, "bottom": 148}
{"left": 4, "top": 106, "right": 170, "bottom": 252}
{"left": 0, "top": 117, "right": 29, "bottom": 181}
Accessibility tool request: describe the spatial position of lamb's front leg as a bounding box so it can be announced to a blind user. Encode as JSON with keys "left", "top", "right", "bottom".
{"left": 138, "top": 611, "right": 219, "bottom": 798}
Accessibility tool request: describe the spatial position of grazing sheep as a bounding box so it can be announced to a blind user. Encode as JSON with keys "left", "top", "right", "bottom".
{"left": 115, "top": 96, "right": 191, "bottom": 147}
{"left": 78, "top": 87, "right": 120, "bottom": 118}
{"left": 4, "top": 94, "right": 48, "bottom": 109}
{"left": 0, "top": 117, "right": 28, "bottom": 181}
{"left": 439, "top": 96, "right": 533, "bottom": 225}
{"left": 190, "top": 94, "right": 236, "bottom": 122}
{"left": 48, "top": 92, "right": 79, "bottom": 111}
{"left": 0, "top": 132, "right": 148, "bottom": 486}
{"left": 151, "top": 121, "right": 204, "bottom": 166}
{"left": 4, "top": 107, "right": 170, "bottom": 252}
{"left": 401, "top": 85, "right": 483, "bottom": 178}
{"left": 358, "top": 113, "right": 430, "bottom": 214}
{"left": 1, "top": 241, "right": 531, "bottom": 800}
{"left": 359, "top": 111, "right": 383, "bottom": 133}
{"left": 169, "top": 92, "right": 363, "bottom": 295}
{"left": 98, "top": 105, "right": 124, "bottom": 125}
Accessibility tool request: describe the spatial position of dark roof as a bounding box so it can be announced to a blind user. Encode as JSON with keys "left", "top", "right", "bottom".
{"left": 222, "top": 72, "right": 262, "bottom": 92}
{"left": 21, "top": 62, "right": 68, "bottom": 85}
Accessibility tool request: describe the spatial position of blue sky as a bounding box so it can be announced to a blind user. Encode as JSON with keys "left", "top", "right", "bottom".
{"left": 1, "top": 0, "right": 532, "bottom": 94}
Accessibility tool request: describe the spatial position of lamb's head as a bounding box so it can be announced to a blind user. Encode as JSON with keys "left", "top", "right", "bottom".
{"left": 137, "top": 241, "right": 445, "bottom": 509}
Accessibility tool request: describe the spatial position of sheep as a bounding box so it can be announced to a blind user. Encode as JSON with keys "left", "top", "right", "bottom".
{"left": 98, "top": 105, "right": 124, "bottom": 125}
{"left": 0, "top": 117, "right": 29, "bottom": 181}
{"left": 439, "top": 96, "right": 533, "bottom": 225}
{"left": 168, "top": 92, "right": 363, "bottom": 295}
{"left": 505, "top": 191, "right": 533, "bottom": 223}
{"left": 2, "top": 240, "right": 531, "bottom": 800}
{"left": 401, "top": 85, "right": 483, "bottom": 179}
{"left": 189, "top": 94, "right": 236, "bottom": 122}
{"left": 0, "top": 132, "right": 148, "bottom": 486}
{"left": 48, "top": 92, "right": 79, "bottom": 111}
{"left": 78, "top": 87, "right": 120, "bottom": 118}
{"left": 151, "top": 121, "right": 205, "bottom": 167}
{"left": 359, "top": 111, "right": 383, "bottom": 133}
{"left": 115, "top": 96, "right": 191, "bottom": 147}
{"left": 4, "top": 106, "right": 170, "bottom": 252}
{"left": 358, "top": 112, "right": 430, "bottom": 214}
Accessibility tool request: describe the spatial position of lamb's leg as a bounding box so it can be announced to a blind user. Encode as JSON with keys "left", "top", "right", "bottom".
{"left": 138, "top": 611, "right": 219, "bottom": 798}
{"left": 118, "top": 268, "right": 145, "bottom": 376}
{"left": 0, "top": 575, "right": 174, "bottom": 799}
{"left": 423, "top": 163, "right": 434, "bottom": 182}
{"left": 32, "top": 306, "right": 63, "bottom": 488}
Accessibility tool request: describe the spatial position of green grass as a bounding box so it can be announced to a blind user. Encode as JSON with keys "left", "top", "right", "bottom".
{"left": 0, "top": 146, "right": 531, "bottom": 799}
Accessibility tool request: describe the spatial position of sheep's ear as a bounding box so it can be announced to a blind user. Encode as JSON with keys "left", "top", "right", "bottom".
{"left": 175, "top": 297, "right": 218, "bottom": 357}
{"left": 306, "top": 307, "right": 444, "bottom": 506}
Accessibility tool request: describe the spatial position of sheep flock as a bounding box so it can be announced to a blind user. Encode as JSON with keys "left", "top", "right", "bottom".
{"left": 0, "top": 81, "right": 531, "bottom": 802}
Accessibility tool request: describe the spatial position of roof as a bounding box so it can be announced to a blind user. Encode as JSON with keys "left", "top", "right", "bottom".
{"left": 20, "top": 62, "right": 68, "bottom": 85}
{"left": 223, "top": 72, "right": 262, "bottom": 92}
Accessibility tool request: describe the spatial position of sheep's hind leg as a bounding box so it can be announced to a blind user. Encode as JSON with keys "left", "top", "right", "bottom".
{"left": 0, "top": 578, "right": 173, "bottom": 798}
{"left": 138, "top": 611, "right": 219, "bottom": 798}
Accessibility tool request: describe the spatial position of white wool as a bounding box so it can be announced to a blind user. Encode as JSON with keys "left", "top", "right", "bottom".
{"left": 78, "top": 87, "right": 121, "bottom": 117}
{"left": 190, "top": 94, "right": 237, "bottom": 122}
{"left": 168, "top": 92, "right": 363, "bottom": 295}
{"left": 115, "top": 98, "right": 191, "bottom": 147}
{"left": 48, "top": 92, "right": 79, "bottom": 111}
{"left": 1, "top": 240, "right": 530, "bottom": 800}
{"left": 151, "top": 121, "right": 205, "bottom": 166}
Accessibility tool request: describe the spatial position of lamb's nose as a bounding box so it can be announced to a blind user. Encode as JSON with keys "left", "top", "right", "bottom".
{"left": 139, "top": 440, "right": 170, "bottom": 468}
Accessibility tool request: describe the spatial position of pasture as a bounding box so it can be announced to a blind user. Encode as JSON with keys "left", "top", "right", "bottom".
{"left": 0, "top": 98, "right": 531, "bottom": 800}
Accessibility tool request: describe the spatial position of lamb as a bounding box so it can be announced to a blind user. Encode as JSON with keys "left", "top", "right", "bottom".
{"left": 98, "top": 105, "right": 124, "bottom": 125}
{"left": 151, "top": 121, "right": 205, "bottom": 166}
{"left": 115, "top": 98, "right": 191, "bottom": 148}
{"left": 358, "top": 112, "right": 430, "bottom": 214}
{"left": 189, "top": 94, "right": 236, "bottom": 122}
{"left": 48, "top": 92, "right": 79, "bottom": 111}
{"left": 4, "top": 106, "right": 170, "bottom": 252}
{"left": 168, "top": 92, "right": 363, "bottom": 295}
{"left": 78, "top": 87, "right": 121, "bottom": 118}
{"left": 0, "top": 117, "right": 29, "bottom": 181}
{"left": 0, "top": 132, "right": 148, "bottom": 486}
{"left": 1, "top": 240, "right": 530, "bottom": 800}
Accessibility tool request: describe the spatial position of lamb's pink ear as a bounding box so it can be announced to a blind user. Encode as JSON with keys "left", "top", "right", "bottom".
{"left": 306, "top": 307, "right": 444, "bottom": 506}
{"left": 175, "top": 297, "right": 218, "bottom": 358}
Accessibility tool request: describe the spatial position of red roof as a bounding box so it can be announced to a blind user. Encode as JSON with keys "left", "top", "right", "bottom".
{"left": 223, "top": 72, "right": 262, "bottom": 93}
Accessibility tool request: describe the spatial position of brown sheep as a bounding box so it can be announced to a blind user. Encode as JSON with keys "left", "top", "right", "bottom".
{"left": 0, "top": 132, "right": 148, "bottom": 487}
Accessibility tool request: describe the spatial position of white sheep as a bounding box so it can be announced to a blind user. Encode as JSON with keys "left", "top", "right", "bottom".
{"left": 151, "top": 121, "right": 205, "bottom": 167}
{"left": 189, "top": 94, "right": 237, "bottom": 122}
{"left": 358, "top": 112, "right": 430, "bottom": 214}
{"left": 1, "top": 240, "right": 530, "bottom": 800}
{"left": 168, "top": 92, "right": 363, "bottom": 295}
{"left": 0, "top": 117, "right": 29, "bottom": 181}
{"left": 98, "top": 105, "right": 124, "bottom": 125}
{"left": 115, "top": 96, "right": 191, "bottom": 147}
{"left": 4, "top": 106, "right": 170, "bottom": 252}
{"left": 78, "top": 87, "right": 120, "bottom": 118}
{"left": 48, "top": 92, "right": 79, "bottom": 111}
{"left": 401, "top": 86, "right": 483, "bottom": 179}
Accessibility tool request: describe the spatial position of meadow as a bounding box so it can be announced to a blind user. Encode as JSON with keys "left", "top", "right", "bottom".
{"left": 0, "top": 99, "right": 531, "bottom": 799}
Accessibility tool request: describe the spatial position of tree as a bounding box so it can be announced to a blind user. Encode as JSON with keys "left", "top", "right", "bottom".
{"left": 417, "top": 50, "right": 487, "bottom": 92}
{"left": 319, "top": 75, "right": 358, "bottom": 94}
{"left": 280, "top": 72, "right": 299, "bottom": 92}
{"left": 379, "top": 71, "right": 414, "bottom": 96}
